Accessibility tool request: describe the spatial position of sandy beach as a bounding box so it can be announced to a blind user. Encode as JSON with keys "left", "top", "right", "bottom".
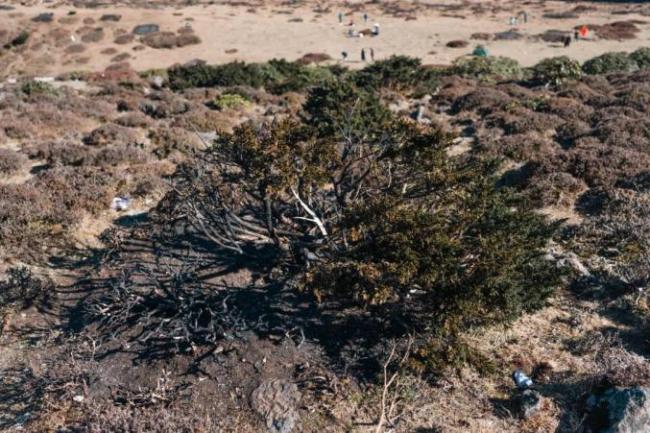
{"left": 2, "top": 0, "right": 650, "bottom": 77}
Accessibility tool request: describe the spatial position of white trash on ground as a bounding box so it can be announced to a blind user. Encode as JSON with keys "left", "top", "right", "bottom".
{"left": 110, "top": 196, "right": 130, "bottom": 211}
{"left": 512, "top": 369, "right": 534, "bottom": 389}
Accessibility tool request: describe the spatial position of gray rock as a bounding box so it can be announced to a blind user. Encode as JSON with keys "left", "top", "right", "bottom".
{"left": 183, "top": 58, "right": 207, "bottom": 67}
{"left": 133, "top": 24, "right": 159, "bottom": 35}
{"left": 586, "top": 387, "right": 650, "bottom": 433}
{"left": 251, "top": 380, "right": 300, "bottom": 433}
{"left": 197, "top": 132, "right": 218, "bottom": 147}
{"left": 149, "top": 75, "right": 165, "bottom": 89}
{"left": 32, "top": 12, "right": 54, "bottom": 23}
{"left": 513, "top": 389, "right": 542, "bottom": 419}
{"left": 494, "top": 30, "right": 524, "bottom": 41}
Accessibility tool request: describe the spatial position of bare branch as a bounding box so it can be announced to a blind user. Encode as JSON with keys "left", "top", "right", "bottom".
{"left": 291, "top": 187, "right": 328, "bottom": 237}
{"left": 375, "top": 335, "right": 414, "bottom": 433}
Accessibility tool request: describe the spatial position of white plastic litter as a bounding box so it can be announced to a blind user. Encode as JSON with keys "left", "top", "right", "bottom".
{"left": 73, "top": 395, "right": 85, "bottom": 402}
{"left": 513, "top": 369, "right": 534, "bottom": 389}
{"left": 111, "top": 196, "right": 130, "bottom": 211}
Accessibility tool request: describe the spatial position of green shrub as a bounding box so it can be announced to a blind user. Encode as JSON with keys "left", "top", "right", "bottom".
{"left": 210, "top": 93, "right": 250, "bottom": 110}
{"left": 353, "top": 55, "right": 442, "bottom": 95}
{"left": 630, "top": 47, "right": 650, "bottom": 69}
{"left": 168, "top": 59, "right": 335, "bottom": 93}
{"left": 168, "top": 61, "right": 266, "bottom": 90}
{"left": 531, "top": 56, "right": 582, "bottom": 85}
{"left": 150, "top": 66, "right": 564, "bottom": 374}
{"left": 171, "top": 116, "right": 560, "bottom": 346}
{"left": 303, "top": 78, "right": 392, "bottom": 141}
{"left": 582, "top": 52, "right": 639, "bottom": 75}
{"left": 451, "top": 55, "right": 523, "bottom": 81}
{"left": 308, "top": 157, "right": 559, "bottom": 329}
{"left": 354, "top": 55, "right": 421, "bottom": 88}
{"left": 20, "top": 80, "right": 58, "bottom": 96}
{"left": 261, "top": 59, "right": 334, "bottom": 94}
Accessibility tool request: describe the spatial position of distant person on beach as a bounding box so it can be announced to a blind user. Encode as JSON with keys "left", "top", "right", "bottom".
{"left": 370, "top": 47, "right": 375, "bottom": 61}
{"left": 341, "top": 51, "right": 348, "bottom": 60}
{"left": 361, "top": 48, "right": 366, "bottom": 62}
{"left": 574, "top": 30, "right": 580, "bottom": 41}
{"left": 579, "top": 25, "right": 589, "bottom": 39}
{"left": 564, "top": 36, "right": 571, "bottom": 47}
{"left": 372, "top": 23, "right": 380, "bottom": 36}
{"left": 338, "top": 12, "right": 343, "bottom": 24}
{"left": 473, "top": 45, "right": 488, "bottom": 57}
{"left": 364, "top": 12, "right": 368, "bottom": 23}
{"left": 521, "top": 11, "right": 528, "bottom": 23}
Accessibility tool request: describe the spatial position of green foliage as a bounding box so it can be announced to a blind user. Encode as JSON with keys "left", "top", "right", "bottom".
{"left": 451, "top": 55, "right": 523, "bottom": 81}
{"left": 353, "top": 55, "right": 442, "bottom": 95}
{"left": 582, "top": 52, "right": 639, "bottom": 75}
{"left": 210, "top": 93, "right": 250, "bottom": 110}
{"left": 308, "top": 155, "right": 558, "bottom": 330}
{"left": 630, "top": 47, "right": 650, "bottom": 70}
{"left": 168, "top": 59, "right": 336, "bottom": 94}
{"left": 531, "top": 56, "right": 582, "bottom": 85}
{"left": 168, "top": 61, "right": 266, "bottom": 90}
{"left": 260, "top": 59, "right": 335, "bottom": 94}
{"left": 214, "top": 119, "right": 332, "bottom": 198}
{"left": 20, "top": 80, "right": 58, "bottom": 97}
{"left": 303, "top": 78, "right": 392, "bottom": 141}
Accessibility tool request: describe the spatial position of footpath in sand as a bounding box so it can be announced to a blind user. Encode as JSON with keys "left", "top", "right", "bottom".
{"left": 2, "top": 0, "right": 650, "bottom": 77}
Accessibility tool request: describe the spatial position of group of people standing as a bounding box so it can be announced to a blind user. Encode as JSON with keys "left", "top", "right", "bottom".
{"left": 338, "top": 11, "right": 379, "bottom": 63}
{"left": 563, "top": 26, "right": 589, "bottom": 47}
{"left": 509, "top": 11, "right": 529, "bottom": 26}
{"left": 507, "top": 11, "right": 589, "bottom": 49}
{"left": 341, "top": 48, "right": 375, "bottom": 62}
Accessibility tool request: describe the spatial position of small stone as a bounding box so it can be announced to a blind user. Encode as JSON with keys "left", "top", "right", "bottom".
{"left": 585, "top": 387, "right": 650, "bottom": 433}
{"left": 251, "top": 379, "right": 301, "bottom": 433}
{"left": 133, "top": 24, "right": 160, "bottom": 35}
{"left": 32, "top": 13, "right": 54, "bottom": 23}
{"left": 149, "top": 75, "right": 165, "bottom": 89}
{"left": 513, "top": 389, "right": 542, "bottom": 419}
